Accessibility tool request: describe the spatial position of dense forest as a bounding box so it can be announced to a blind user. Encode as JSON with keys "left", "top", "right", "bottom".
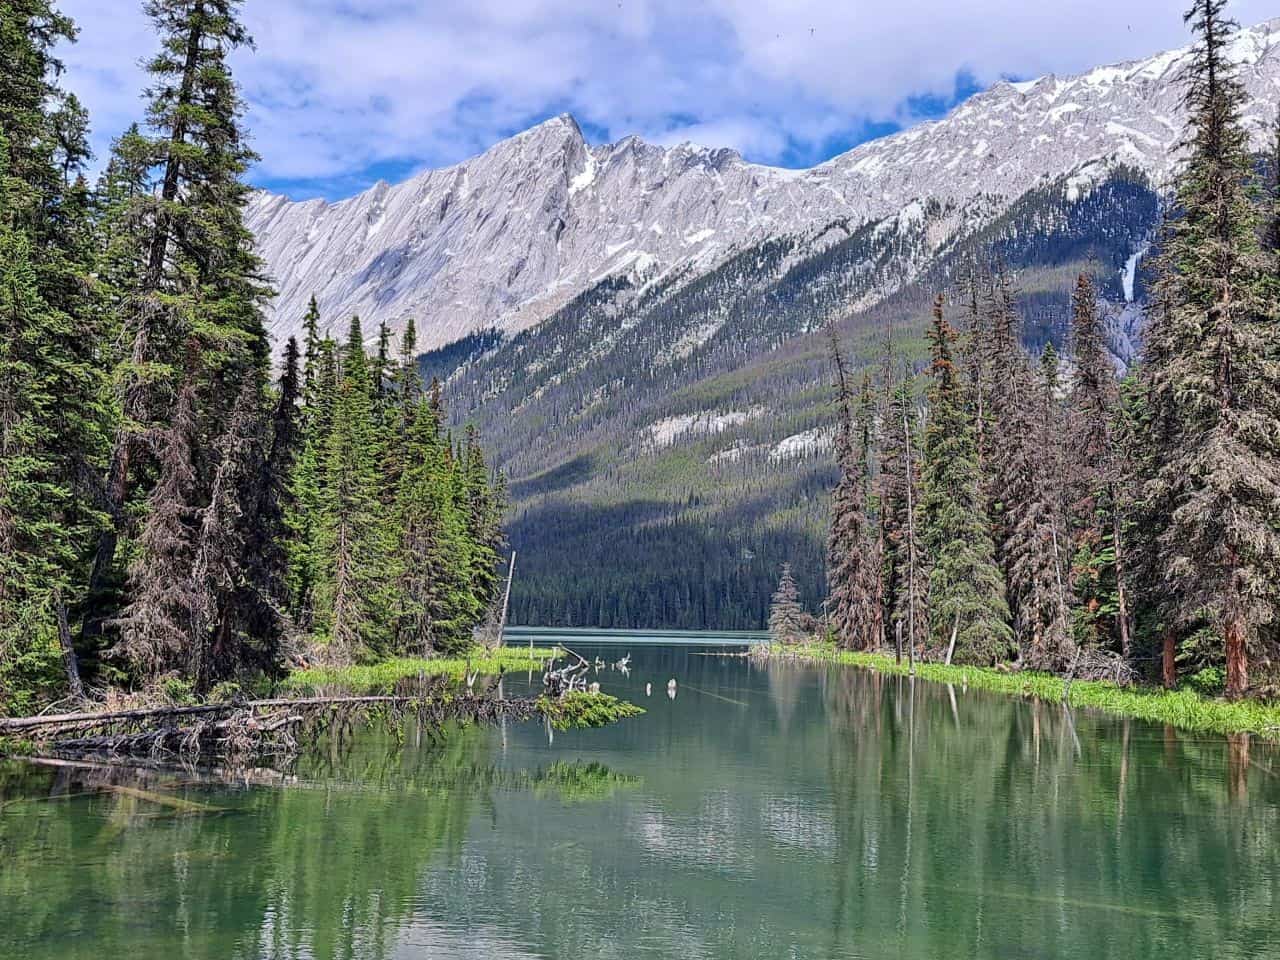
{"left": 817, "top": 0, "right": 1280, "bottom": 700}
{"left": 0, "top": 0, "right": 506, "bottom": 715}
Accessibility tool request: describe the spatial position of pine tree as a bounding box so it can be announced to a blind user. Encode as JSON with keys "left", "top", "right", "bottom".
{"left": 311, "top": 317, "right": 395, "bottom": 660}
{"left": 825, "top": 327, "right": 877, "bottom": 649}
{"left": 0, "top": 2, "right": 110, "bottom": 702}
{"left": 1142, "top": 0, "right": 1280, "bottom": 698}
{"left": 768, "top": 564, "right": 805, "bottom": 644}
{"left": 111, "top": 385, "right": 201, "bottom": 680}
{"left": 85, "top": 0, "right": 272, "bottom": 657}
{"left": 1065, "top": 275, "right": 1133, "bottom": 655}
{"left": 919, "top": 296, "right": 1012, "bottom": 664}
{"left": 986, "top": 271, "right": 1075, "bottom": 668}
{"left": 879, "top": 346, "right": 927, "bottom": 657}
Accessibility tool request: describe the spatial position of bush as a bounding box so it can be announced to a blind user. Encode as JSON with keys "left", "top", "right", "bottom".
{"left": 162, "top": 676, "right": 196, "bottom": 705}
{"left": 1186, "top": 666, "right": 1225, "bottom": 698}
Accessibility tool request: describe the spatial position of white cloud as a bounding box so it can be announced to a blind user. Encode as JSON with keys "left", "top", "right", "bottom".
{"left": 56, "top": 0, "right": 1277, "bottom": 197}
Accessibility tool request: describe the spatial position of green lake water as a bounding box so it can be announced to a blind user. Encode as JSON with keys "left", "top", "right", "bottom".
{"left": 2, "top": 630, "right": 1278, "bottom": 959}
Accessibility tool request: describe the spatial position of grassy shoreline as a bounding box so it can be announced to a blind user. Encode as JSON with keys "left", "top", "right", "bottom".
{"left": 766, "top": 643, "right": 1280, "bottom": 738}
{"left": 281, "top": 646, "right": 561, "bottom": 695}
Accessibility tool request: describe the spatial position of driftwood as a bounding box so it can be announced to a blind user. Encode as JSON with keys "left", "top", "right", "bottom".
{"left": 1, "top": 680, "right": 544, "bottom": 768}
{"left": 542, "top": 648, "right": 584, "bottom": 695}
{"left": 0, "top": 695, "right": 415, "bottom": 733}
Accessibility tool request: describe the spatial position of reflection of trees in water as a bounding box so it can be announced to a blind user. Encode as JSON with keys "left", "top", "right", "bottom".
{"left": 0, "top": 724, "right": 638, "bottom": 960}
{"left": 820, "top": 669, "right": 1280, "bottom": 958}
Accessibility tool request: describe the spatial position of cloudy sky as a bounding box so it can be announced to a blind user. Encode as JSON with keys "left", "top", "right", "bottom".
{"left": 58, "top": 0, "right": 1275, "bottom": 201}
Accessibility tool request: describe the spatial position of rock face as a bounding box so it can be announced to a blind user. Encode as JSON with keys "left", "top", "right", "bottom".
{"left": 247, "top": 18, "right": 1280, "bottom": 350}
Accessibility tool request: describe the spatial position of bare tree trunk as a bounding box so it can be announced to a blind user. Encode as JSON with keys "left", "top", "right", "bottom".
{"left": 895, "top": 620, "right": 902, "bottom": 665}
{"left": 1161, "top": 627, "right": 1177, "bottom": 689}
{"left": 944, "top": 610, "right": 959, "bottom": 666}
{"left": 1111, "top": 508, "right": 1131, "bottom": 660}
{"left": 55, "top": 595, "right": 84, "bottom": 701}
{"left": 1224, "top": 615, "right": 1248, "bottom": 700}
{"left": 496, "top": 551, "right": 516, "bottom": 647}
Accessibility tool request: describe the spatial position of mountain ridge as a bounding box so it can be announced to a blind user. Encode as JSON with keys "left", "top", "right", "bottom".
{"left": 247, "top": 17, "right": 1280, "bottom": 352}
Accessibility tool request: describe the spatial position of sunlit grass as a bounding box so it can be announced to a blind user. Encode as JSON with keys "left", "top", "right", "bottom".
{"left": 769, "top": 643, "right": 1280, "bottom": 738}
{"left": 281, "top": 646, "right": 560, "bottom": 695}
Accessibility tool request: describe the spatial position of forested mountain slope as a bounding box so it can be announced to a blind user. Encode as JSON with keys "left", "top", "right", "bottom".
{"left": 247, "top": 21, "right": 1280, "bottom": 629}
{"left": 441, "top": 170, "right": 1160, "bottom": 628}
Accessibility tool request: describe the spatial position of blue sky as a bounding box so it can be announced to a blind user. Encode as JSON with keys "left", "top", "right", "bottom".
{"left": 58, "top": 1, "right": 1274, "bottom": 201}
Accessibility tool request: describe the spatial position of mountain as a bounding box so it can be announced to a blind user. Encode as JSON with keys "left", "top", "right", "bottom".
{"left": 247, "top": 18, "right": 1280, "bottom": 351}
{"left": 249, "top": 21, "right": 1280, "bottom": 630}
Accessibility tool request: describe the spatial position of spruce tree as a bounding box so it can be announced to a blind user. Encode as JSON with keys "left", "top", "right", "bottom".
{"left": 1065, "top": 274, "right": 1132, "bottom": 655}
{"left": 396, "top": 317, "right": 420, "bottom": 409}
{"left": 394, "top": 392, "right": 475, "bottom": 654}
{"left": 85, "top": 0, "right": 271, "bottom": 655}
{"left": 919, "top": 297, "right": 1012, "bottom": 664}
{"left": 825, "top": 327, "right": 876, "bottom": 649}
{"left": 986, "top": 271, "right": 1075, "bottom": 668}
{"left": 879, "top": 352, "right": 927, "bottom": 655}
{"left": 768, "top": 564, "right": 805, "bottom": 644}
{"left": 300, "top": 294, "right": 322, "bottom": 411}
{"left": 111, "top": 385, "right": 201, "bottom": 680}
{"left": 311, "top": 317, "right": 395, "bottom": 660}
{"left": 0, "top": 2, "right": 110, "bottom": 702}
{"left": 1142, "top": 0, "right": 1280, "bottom": 698}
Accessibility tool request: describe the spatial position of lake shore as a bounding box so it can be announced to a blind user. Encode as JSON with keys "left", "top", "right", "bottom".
{"left": 280, "top": 646, "right": 562, "bottom": 694}
{"left": 762, "top": 642, "right": 1280, "bottom": 738}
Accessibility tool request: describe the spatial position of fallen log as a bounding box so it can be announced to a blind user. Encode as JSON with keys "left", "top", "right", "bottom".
{"left": 1, "top": 676, "right": 640, "bottom": 770}
{"left": 0, "top": 695, "right": 415, "bottom": 733}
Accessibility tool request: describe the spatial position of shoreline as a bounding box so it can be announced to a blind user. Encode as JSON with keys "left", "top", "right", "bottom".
{"left": 763, "top": 643, "right": 1280, "bottom": 739}
{"left": 280, "top": 646, "right": 561, "bottom": 694}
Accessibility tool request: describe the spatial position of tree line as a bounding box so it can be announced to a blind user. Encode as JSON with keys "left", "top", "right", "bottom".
{"left": 0, "top": 0, "right": 505, "bottom": 714}
{"left": 818, "top": 0, "right": 1280, "bottom": 701}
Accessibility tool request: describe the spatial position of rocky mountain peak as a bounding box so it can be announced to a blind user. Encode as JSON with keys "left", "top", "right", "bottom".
{"left": 247, "top": 18, "right": 1280, "bottom": 352}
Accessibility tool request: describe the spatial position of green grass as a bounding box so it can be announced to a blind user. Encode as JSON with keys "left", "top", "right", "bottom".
{"left": 281, "top": 646, "right": 561, "bottom": 695}
{"left": 768, "top": 643, "right": 1280, "bottom": 738}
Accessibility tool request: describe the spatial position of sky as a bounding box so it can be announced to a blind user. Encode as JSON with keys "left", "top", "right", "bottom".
{"left": 57, "top": 0, "right": 1276, "bottom": 201}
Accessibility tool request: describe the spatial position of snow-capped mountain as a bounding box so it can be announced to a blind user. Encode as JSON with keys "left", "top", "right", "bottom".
{"left": 247, "top": 18, "right": 1280, "bottom": 350}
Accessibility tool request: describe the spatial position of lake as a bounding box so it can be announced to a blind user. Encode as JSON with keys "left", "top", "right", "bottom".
{"left": 2, "top": 630, "right": 1278, "bottom": 959}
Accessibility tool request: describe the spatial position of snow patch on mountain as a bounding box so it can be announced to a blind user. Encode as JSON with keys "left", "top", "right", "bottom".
{"left": 247, "top": 19, "right": 1280, "bottom": 353}
{"left": 643, "top": 408, "right": 764, "bottom": 449}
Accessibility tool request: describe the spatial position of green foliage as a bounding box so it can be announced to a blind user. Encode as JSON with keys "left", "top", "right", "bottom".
{"left": 161, "top": 676, "right": 196, "bottom": 705}
{"left": 1140, "top": 0, "right": 1280, "bottom": 698}
{"left": 286, "top": 312, "right": 507, "bottom": 665}
{"left": 537, "top": 692, "right": 646, "bottom": 730}
{"left": 0, "top": 2, "right": 506, "bottom": 714}
{"left": 1187, "top": 666, "right": 1226, "bottom": 698}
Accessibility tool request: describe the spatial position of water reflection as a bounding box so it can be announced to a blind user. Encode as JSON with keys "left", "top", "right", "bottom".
{"left": 0, "top": 726, "right": 638, "bottom": 960}
{"left": 814, "top": 661, "right": 1280, "bottom": 958}
{"left": 1, "top": 642, "right": 1278, "bottom": 960}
